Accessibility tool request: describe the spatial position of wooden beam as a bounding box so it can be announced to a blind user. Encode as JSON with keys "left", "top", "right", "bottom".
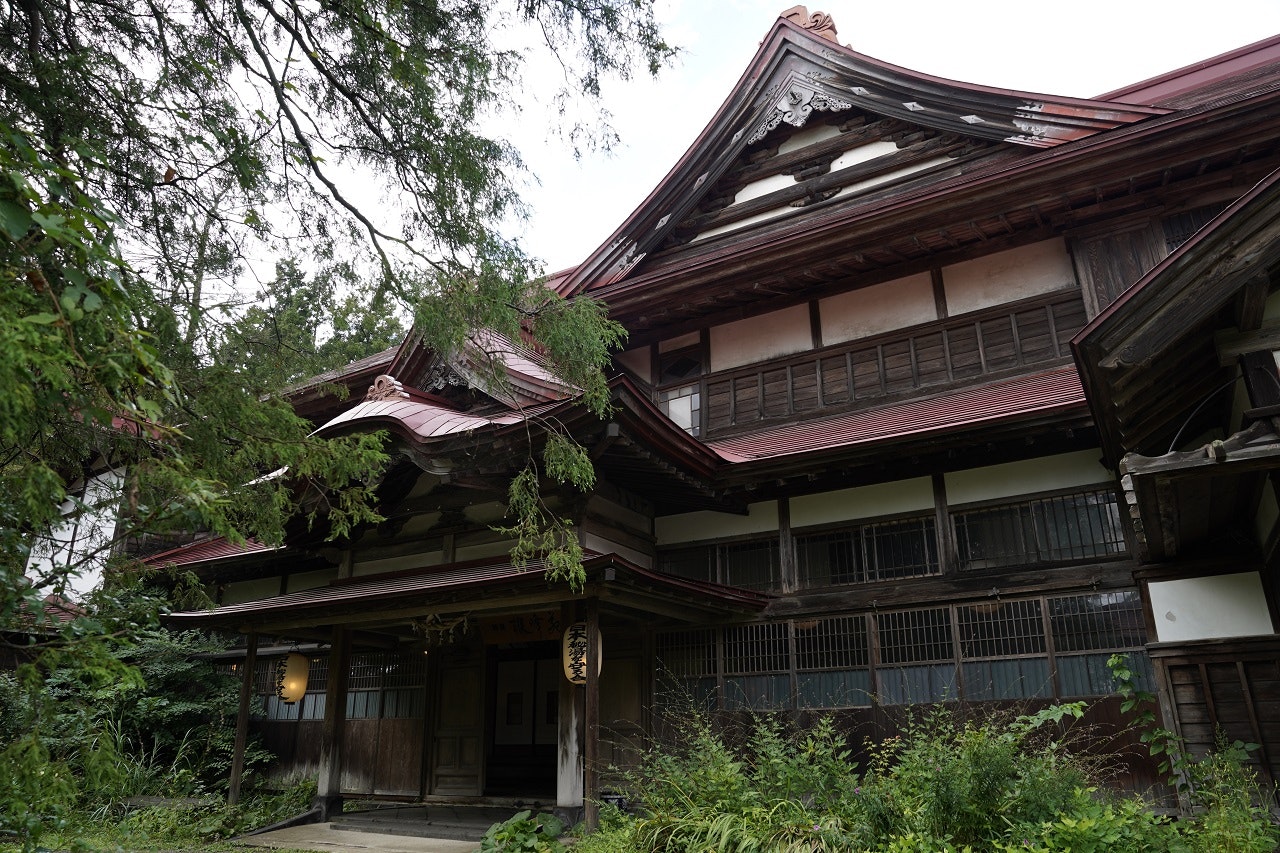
{"left": 227, "top": 633, "right": 257, "bottom": 806}
{"left": 1216, "top": 317, "right": 1280, "bottom": 366}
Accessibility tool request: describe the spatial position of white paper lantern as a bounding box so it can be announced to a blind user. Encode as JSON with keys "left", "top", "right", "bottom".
{"left": 275, "top": 652, "right": 310, "bottom": 704}
{"left": 562, "top": 622, "right": 602, "bottom": 685}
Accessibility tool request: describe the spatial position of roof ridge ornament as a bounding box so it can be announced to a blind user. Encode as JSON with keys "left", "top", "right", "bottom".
{"left": 365, "top": 374, "right": 410, "bottom": 402}
{"left": 780, "top": 5, "right": 838, "bottom": 41}
{"left": 748, "top": 83, "right": 853, "bottom": 144}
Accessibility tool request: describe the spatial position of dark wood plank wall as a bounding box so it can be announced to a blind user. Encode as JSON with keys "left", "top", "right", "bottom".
{"left": 702, "top": 290, "right": 1085, "bottom": 435}
{"left": 1151, "top": 638, "right": 1280, "bottom": 801}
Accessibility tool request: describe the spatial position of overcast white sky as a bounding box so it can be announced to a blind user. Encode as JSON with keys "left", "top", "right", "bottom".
{"left": 505, "top": 0, "right": 1280, "bottom": 272}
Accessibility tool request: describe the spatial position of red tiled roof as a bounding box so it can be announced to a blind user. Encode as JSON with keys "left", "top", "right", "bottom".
{"left": 144, "top": 536, "right": 275, "bottom": 567}
{"left": 707, "top": 366, "right": 1085, "bottom": 462}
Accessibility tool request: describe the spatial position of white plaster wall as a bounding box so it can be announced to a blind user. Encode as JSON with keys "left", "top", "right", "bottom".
{"left": 583, "top": 532, "right": 652, "bottom": 568}
{"left": 1263, "top": 288, "right": 1280, "bottom": 322}
{"left": 820, "top": 273, "right": 936, "bottom": 345}
{"left": 222, "top": 576, "right": 281, "bottom": 604}
{"left": 658, "top": 331, "right": 700, "bottom": 353}
{"left": 828, "top": 140, "right": 900, "bottom": 172}
{"left": 832, "top": 157, "right": 950, "bottom": 201}
{"left": 777, "top": 122, "right": 844, "bottom": 155}
{"left": 1148, "top": 572, "right": 1275, "bottom": 642}
{"left": 26, "top": 468, "right": 124, "bottom": 596}
{"left": 614, "top": 347, "right": 651, "bottom": 383}
{"left": 945, "top": 450, "right": 1113, "bottom": 505}
{"left": 352, "top": 551, "right": 443, "bottom": 576}
{"left": 791, "top": 478, "right": 935, "bottom": 528}
{"left": 734, "top": 171, "right": 797, "bottom": 205}
{"left": 656, "top": 501, "right": 779, "bottom": 545}
{"left": 287, "top": 568, "right": 336, "bottom": 593}
{"left": 455, "top": 541, "right": 519, "bottom": 561}
{"left": 695, "top": 206, "right": 800, "bottom": 242}
{"left": 710, "top": 304, "right": 812, "bottom": 372}
{"left": 942, "top": 239, "right": 1077, "bottom": 316}
{"left": 1255, "top": 479, "right": 1279, "bottom": 550}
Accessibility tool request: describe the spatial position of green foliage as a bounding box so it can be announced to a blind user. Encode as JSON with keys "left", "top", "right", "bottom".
{"left": 572, "top": 704, "right": 1271, "bottom": 853}
{"left": 0, "top": 579, "right": 273, "bottom": 850}
{"left": 480, "top": 809, "right": 567, "bottom": 852}
{"left": 996, "top": 789, "right": 1180, "bottom": 853}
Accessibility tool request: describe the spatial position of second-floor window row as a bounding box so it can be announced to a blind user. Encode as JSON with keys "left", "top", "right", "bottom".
{"left": 658, "top": 487, "right": 1126, "bottom": 592}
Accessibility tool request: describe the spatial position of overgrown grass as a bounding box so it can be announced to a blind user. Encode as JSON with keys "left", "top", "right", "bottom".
{"left": 569, "top": 704, "right": 1280, "bottom": 853}
{"left": 0, "top": 779, "right": 319, "bottom": 852}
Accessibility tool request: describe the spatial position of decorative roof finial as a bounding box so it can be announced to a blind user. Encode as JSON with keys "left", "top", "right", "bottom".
{"left": 780, "top": 6, "right": 838, "bottom": 41}
{"left": 365, "top": 374, "right": 410, "bottom": 402}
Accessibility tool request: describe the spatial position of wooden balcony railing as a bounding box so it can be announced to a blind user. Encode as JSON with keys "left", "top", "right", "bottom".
{"left": 669, "top": 289, "right": 1087, "bottom": 436}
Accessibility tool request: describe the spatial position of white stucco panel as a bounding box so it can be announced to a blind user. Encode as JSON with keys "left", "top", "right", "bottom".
{"left": 656, "top": 501, "right": 779, "bottom": 545}
{"left": 819, "top": 273, "right": 936, "bottom": 345}
{"left": 942, "top": 238, "right": 1077, "bottom": 316}
{"left": 1148, "top": 573, "right": 1275, "bottom": 642}
{"left": 658, "top": 331, "right": 700, "bottom": 353}
{"left": 777, "top": 121, "right": 844, "bottom": 155}
{"left": 353, "top": 551, "right": 444, "bottom": 576}
{"left": 221, "top": 576, "right": 282, "bottom": 605}
{"left": 614, "top": 347, "right": 651, "bottom": 383}
{"left": 790, "top": 478, "right": 934, "bottom": 528}
{"left": 710, "top": 305, "right": 812, "bottom": 372}
{"left": 287, "top": 568, "right": 337, "bottom": 593}
{"left": 945, "top": 450, "right": 1113, "bottom": 505}
{"left": 583, "top": 532, "right": 652, "bottom": 569}
{"left": 1256, "top": 477, "right": 1279, "bottom": 548}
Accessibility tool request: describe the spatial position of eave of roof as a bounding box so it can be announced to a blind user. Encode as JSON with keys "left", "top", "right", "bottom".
{"left": 167, "top": 552, "right": 769, "bottom": 632}
{"left": 144, "top": 535, "right": 275, "bottom": 567}
{"left": 590, "top": 84, "right": 1280, "bottom": 327}
{"left": 559, "top": 13, "right": 1168, "bottom": 299}
{"left": 1072, "top": 166, "right": 1280, "bottom": 462}
{"left": 706, "top": 365, "right": 1085, "bottom": 464}
{"left": 1097, "top": 34, "right": 1280, "bottom": 107}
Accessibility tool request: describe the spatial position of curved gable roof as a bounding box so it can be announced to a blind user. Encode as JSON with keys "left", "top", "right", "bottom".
{"left": 558, "top": 8, "right": 1166, "bottom": 298}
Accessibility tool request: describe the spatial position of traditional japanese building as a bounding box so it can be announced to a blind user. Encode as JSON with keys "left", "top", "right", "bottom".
{"left": 167, "top": 7, "right": 1280, "bottom": 823}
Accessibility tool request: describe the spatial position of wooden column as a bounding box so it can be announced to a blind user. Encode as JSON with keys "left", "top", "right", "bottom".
{"left": 314, "top": 626, "right": 350, "bottom": 820}
{"left": 227, "top": 632, "right": 257, "bottom": 806}
{"left": 556, "top": 602, "right": 584, "bottom": 812}
{"left": 584, "top": 597, "right": 601, "bottom": 832}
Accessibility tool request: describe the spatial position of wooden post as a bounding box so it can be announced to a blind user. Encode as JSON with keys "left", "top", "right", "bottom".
{"left": 584, "top": 597, "right": 600, "bottom": 832}
{"left": 227, "top": 632, "right": 257, "bottom": 806}
{"left": 556, "top": 602, "right": 583, "bottom": 814}
{"left": 314, "top": 626, "right": 350, "bottom": 820}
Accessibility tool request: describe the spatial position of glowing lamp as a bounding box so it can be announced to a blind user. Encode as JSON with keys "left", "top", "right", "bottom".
{"left": 562, "top": 622, "right": 602, "bottom": 685}
{"left": 275, "top": 653, "right": 310, "bottom": 704}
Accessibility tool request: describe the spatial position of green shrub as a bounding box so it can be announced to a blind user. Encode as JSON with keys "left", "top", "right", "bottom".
{"left": 479, "top": 809, "right": 566, "bottom": 852}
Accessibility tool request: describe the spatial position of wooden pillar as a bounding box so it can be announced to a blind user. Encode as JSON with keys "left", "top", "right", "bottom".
{"left": 228, "top": 632, "right": 257, "bottom": 805}
{"left": 315, "top": 626, "right": 350, "bottom": 820}
{"left": 584, "top": 597, "right": 601, "bottom": 832}
{"left": 556, "top": 603, "right": 584, "bottom": 812}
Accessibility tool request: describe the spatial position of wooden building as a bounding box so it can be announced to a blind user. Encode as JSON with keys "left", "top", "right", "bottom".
{"left": 168, "top": 7, "right": 1280, "bottom": 819}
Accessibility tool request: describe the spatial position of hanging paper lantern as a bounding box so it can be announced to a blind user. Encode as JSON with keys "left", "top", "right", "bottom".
{"left": 275, "top": 652, "right": 310, "bottom": 704}
{"left": 562, "top": 622, "right": 602, "bottom": 685}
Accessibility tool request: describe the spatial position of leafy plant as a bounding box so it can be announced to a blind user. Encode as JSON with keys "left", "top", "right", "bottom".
{"left": 479, "top": 809, "right": 567, "bottom": 852}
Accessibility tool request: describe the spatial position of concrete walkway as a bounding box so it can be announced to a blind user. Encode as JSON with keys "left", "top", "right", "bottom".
{"left": 236, "top": 823, "right": 478, "bottom": 853}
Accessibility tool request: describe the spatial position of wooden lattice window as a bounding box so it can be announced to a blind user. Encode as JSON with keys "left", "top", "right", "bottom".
{"left": 797, "top": 514, "right": 938, "bottom": 587}
{"left": 957, "top": 599, "right": 1051, "bottom": 700}
{"left": 795, "top": 615, "right": 871, "bottom": 708}
{"left": 877, "top": 607, "right": 957, "bottom": 704}
{"left": 953, "top": 487, "right": 1125, "bottom": 571}
{"left": 1048, "top": 591, "right": 1151, "bottom": 696}
{"left": 658, "top": 538, "right": 781, "bottom": 591}
{"left": 723, "top": 623, "right": 790, "bottom": 710}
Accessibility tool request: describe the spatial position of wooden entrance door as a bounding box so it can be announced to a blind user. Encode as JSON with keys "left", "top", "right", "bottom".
{"left": 430, "top": 660, "right": 484, "bottom": 795}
